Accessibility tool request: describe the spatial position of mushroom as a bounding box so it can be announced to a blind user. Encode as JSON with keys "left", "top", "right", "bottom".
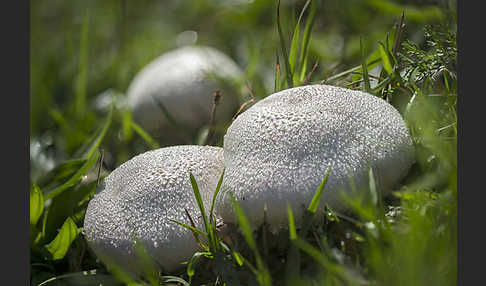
{"left": 215, "top": 84, "right": 414, "bottom": 229}
{"left": 83, "top": 145, "right": 224, "bottom": 273}
{"left": 126, "top": 45, "right": 244, "bottom": 141}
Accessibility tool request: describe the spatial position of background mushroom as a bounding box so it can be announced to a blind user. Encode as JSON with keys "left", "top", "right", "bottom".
{"left": 126, "top": 45, "right": 245, "bottom": 143}
{"left": 215, "top": 84, "right": 415, "bottom": 230}
{"left": 83, "top": 145, "right": 224, "bottom": 273}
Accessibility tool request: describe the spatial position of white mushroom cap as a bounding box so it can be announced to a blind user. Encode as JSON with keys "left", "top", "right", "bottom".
{"left": 126, "top": 45, "right": 244, "bottom": 138}
{"left": 83, "top": 145, "right": 224, "bottom": 273}
{"left": 215, "top": 84, "right": 414, "bottom": 229}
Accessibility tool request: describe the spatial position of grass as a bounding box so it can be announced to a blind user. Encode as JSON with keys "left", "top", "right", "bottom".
{"left": 30, "top": 0, "right": 456, "bottom": 285}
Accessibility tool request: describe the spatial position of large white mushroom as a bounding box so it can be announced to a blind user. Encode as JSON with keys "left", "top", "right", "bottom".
{"left": 215, "top": 84, "right": 415, "bottom": 229}
{"left": 83, "top": 145, "right": 224, "bottom": 273}
{"left": 126, "top": 45, "right": 244, "bottom": 140}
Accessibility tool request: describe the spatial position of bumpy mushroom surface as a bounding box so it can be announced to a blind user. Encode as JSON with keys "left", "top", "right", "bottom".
{"left": 215, "top": 84, "right": 414, "bottom": 229}
{"left": 126, "top": 45, "right": 243, "bottom": 139}
{"left": 83, "top": 145, "right": 224, "bottom": 273}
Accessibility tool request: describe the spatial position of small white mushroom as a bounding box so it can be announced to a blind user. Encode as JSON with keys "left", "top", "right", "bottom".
{"left": 126, "top": 45, "right": 244, "bottom": 139}
{"left": 83, "top": 145, "right": 224, "bottom": 273}
{"left": 215, "top": 84, "right": 414, "bottom": 229}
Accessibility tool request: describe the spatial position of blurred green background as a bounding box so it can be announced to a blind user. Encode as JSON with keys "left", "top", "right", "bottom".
{"left": 30, "top": 1, "right": 457, "bottom": 285}
{"left": 30, "top": 0, "right": 455, "bottom": 179}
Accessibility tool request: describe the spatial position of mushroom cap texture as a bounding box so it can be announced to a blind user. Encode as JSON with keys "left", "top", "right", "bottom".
{"left": 215, "top": 84, "right": 414, "bottom": 229}
{"left": 83, "top": 145, "right": 224, "bottom": 273}
{"left": 126, "top": 45, "right": 243, "bottom": 137}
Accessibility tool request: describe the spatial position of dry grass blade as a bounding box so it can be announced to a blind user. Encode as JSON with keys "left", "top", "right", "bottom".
{"left": 95, "top": 148, "right": 104, "bottom": 187}
{"left": 185, "top": 208, "right": 205, "bottom": 249}
{"left": 203, "top": 90, "right": 222, "bottom": 145}
{"left": 393, "top": 11, "right": 406, "bottom": 57}
{"left": 303, "top": 60, "right": 319, "bottom": 85}
{"left": 232, "top": 84, "right": 256, "bottom": 121}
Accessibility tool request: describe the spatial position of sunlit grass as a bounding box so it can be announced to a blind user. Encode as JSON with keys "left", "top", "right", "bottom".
{"left": 30, "top": 0, "right": 456, "bottom": 285}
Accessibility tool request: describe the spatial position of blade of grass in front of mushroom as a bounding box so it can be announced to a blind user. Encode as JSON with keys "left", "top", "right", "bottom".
{"left": 293, "top": 237, "right": 359, "bottom": 284}
{"left": 231, "top": 196, "right": 272, "bottom": 286}
{"left": 169, "top": 218, "right": 209, "bottom": 248}
{"left": 276, "top": 0, "right": 293, "bottom": 89}
{"left": 105, "top": 258, "right": 148, "bottom": 286}
{"left": 284, "top": 167, "right": 331, "bottom": 283}
{"left": 284, "top": 203, "right": 301, "bottom": 284}
{"left": 133, "top": 237, "right": 160, "bottom": 286}
{"left": 189, "top": 173, "right": 219, "bottom": 252}
{"left": 299, "top": 166, "right": 331, "bottom": 236}
{"left": 209, "top": 169, "right": 225, "bottom": 229}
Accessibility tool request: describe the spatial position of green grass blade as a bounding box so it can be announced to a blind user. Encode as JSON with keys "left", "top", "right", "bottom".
{"left": 232, "top": 250, "right": 245, "bottom": 267}
{"left": 45, "top": 217, "right": 81, "bottom": 260}
{"left": 322, "top": 58, "right": 381, "bottom": 84}
{"left": 187, "top": 252, "right": 212, "bottom": 282}
{"left": 121, "top": 109, "right": 134, "bottom": 141}
{"left": 293, "top": 237, "right": 327, "bottom": 268}
{"left": 372, "top": 66, "right": 396, "bottom": 93}
{"left": 288, "top": 19, "right": 300, "bottom": 79}
{"left": 285, "top": 202, "right": 301, "bottom": 283}
{"left": 231, "top": 196, "right": 272, "bottom": 286}
{"left": 84, "top": 104, "right": 113, "bottom": 159}
{"left": 37, "top": 159, "right": 86, "bottom": 189}
{"left": 367, "top": 0, "right": 443, "bottom": 22}
{"left": 30, "top": 182, "right": 44, "bottom": 226}
{"left": 189, "top": 173, "right": 215, "bottom": 249}
{"left": 276, "top": 0, "right": 293, "bottom": 88}
{"left": 209, "top": 169, "right": 225, "bottom": 225}
{"left": 378, "top": 41, "right": 393, "bottom": 75}
{"left": 161, "top": 276, "right": 190, "bottom": 286}
{"left": 289, "top": 0, "right": 312, "bottom": 84}
{"left": 299, "top": 0, "right": 318, "bottom": 82}
{"left": 287, "top": 203, "right": 297, "bottom": 240}
{"left": 231, "top": 196, "right": 256, "bottom": 250}
{"left": 307, "top": 167, "right": 331, "bottom": 213}
{"left": 169, "top": 219, "right": 208, "bottom": 238}
{"left": 133, "top": 238, "right": 159, "bottom": 286}
{"left": 360, "top": 37, "right": 372, "bottom": 93}
{"left": 129, "top": 120, "right": 160, "bottom": 149}
{"left": 44, "top": 151, "right": 100, "bottom": 200}
{"left": 368, "top": 167, "right": 378, "bottom": 206}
